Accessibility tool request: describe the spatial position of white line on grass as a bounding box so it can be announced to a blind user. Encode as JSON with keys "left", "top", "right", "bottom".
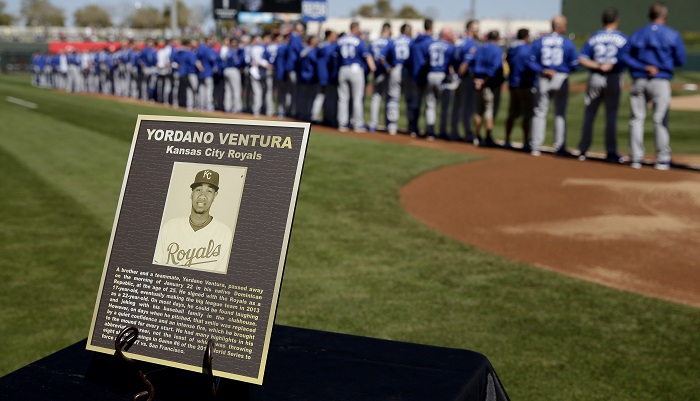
{"left": 6, "top": 96, "right": 38, "bottom": 109}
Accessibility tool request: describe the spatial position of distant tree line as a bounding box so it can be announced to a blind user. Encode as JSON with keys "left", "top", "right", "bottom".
{"left": 4, "top": 0, "right": 196, "bottom": 29}
{"left": 352, "top": 0, "right": 426, "bottom": 19}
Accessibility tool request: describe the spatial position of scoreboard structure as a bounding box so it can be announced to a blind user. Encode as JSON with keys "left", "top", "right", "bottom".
{"left": 213, "top": 0, "right": 302, "bottom": 19}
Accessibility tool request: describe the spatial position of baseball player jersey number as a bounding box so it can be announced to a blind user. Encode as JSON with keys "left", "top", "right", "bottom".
{"left": 341, "top": 44, "right": 356, "bottom": 59}
{"left": 593, "top": 43, "right": 618, "bottom": 64}
{"left": 395, "top": 44, "right": 410, "bottom": 61}
{"left": 541, "top": 46, "right": 564, "bottom": 67}
{"left": 430, "top": 49, "right": 445, "bottom": 68}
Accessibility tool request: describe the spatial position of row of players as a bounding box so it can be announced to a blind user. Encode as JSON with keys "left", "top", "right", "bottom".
{"left": 32, "top": 2, "right": 685, "bottom": 170}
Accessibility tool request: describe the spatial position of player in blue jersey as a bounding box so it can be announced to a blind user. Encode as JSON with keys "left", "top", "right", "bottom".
{"left": 527, "top": 15, "right": 579, "bottom": 157}
{"left": 310, "top": 30, "right": 338, "bottom": 124}
{"left": 380, "top": 23, "right": 412, "bottom": 135}
{"left": 274, "top": 34, "right": 289, "bottom": 118}
{"left": 424, "top": 27, "right": 456, "bottom": 140}
{"left": 264, "top": 33, "right": 279, "bottom": 117}
{"left": 336, "top": 21, "right": 376, "bottom": 132}
{"left": 222, "top": 38, "right": 244, "bottom": 114}
{"left": 287, "top": 22, "right": 306, "bottom": 118}
{"left": 472, "top": 30, "right": 504, "bottom": 147}
{"left": 577, "top": 8, "right": 630, "bottom": 163}
{"left": 196, "top": 36, "right": 219, "bottom": 111}
{"left": 408, "top": 19, "right": 435, "bottom": 137}
{"left": 504, "top": 28, "right": 536, "bottom": 150}
{"left": 626, "top": 2, "right": 686, "bottom": 170}
{"left": 139, "top": 39, "right": 158, "bottom": 101}
{"left": 451, "top": 20, "right": 480, "bottom": 142}
{"left": 182, "top": 39, "right": 200, "bottom": 111}
{"left": 369, "top": 22, "right": 393, "bottom": 132}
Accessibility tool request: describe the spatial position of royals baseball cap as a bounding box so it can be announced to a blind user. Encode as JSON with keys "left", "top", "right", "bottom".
{"left": 191, "top": 169, "right": 220, "bottom": 190}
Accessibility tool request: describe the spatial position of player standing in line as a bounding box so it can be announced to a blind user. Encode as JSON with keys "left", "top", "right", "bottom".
{"left": 424, "top": 27, "right": 456, "bottom": 140}
{"left": 156, "top": 38, "right": 173, "bottom": 106}
{"left": 264, "top": 33, "right": 279, "bottom": 117}
{"left": 287, "top": 22, "right": 306, "bottom": 119}
{"left": 274, "top": 34, "right": 289, "bottom": 118}
{"left": 222, "top": 38, "right": 244, "bottom": 114}
{"left": 408, "top": 19, "right": 436, "bottom": 137}
{"left": 504, "top": 28, "right": 536, "bottom": 150}
{"left": 323, "top": 33, "right": 341, "bottom": 128}
{"left": 527, "top": 15, "right": 579, "bottom": 157}
{"left": 139, "top": 39, "right": 158, "bottom": 101}
{"left": 298, "top": 35, "right": 320, "bottom": 122}
{"left": 310, "top": 29, "right": 338, "bottom": 124}
{"left": 576, "top": 8, "right": 630, "bottom": 163}
{"left": 369, "top": 22, "right": 393, "bottom": 132}
{"left": 472, "top": 30, "right": 504, "bottom": 147}
{"left": 336, "top": 21, "right": 376, "bottom": 132}
{"left": 196, "top": 36, "right": 219, "bottom": 111}
{"left": 154, "top": 169, "right": 233, "bottom": 274}
{"left": 183, "top": 39, "right": 200, "bottom": 111}
{"left": 626, "top": 2, "right": 686, "bottom": 170}
{"left": 381, "top": 23, "right": 412, "bottom": 135}
{"left": 452, "top": 20, "right": 480, "bottom": 142}
{"left": 249, "top": 35, "right": 272, "bottom": 117}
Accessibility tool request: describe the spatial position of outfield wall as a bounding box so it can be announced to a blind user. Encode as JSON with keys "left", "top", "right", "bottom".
{"left": 0, "top": 42, "right": 47, "bottom": 72}
{"left": 562, "top": 0, "right": 697, "bottom": 35}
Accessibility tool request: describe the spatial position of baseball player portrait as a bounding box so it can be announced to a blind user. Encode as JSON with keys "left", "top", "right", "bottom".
{"left": 154, "top": 164, "right": 246, "bottom": 274}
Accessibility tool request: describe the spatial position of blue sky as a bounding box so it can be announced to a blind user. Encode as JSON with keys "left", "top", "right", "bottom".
{"left": 6, "top": 0, "right": 562, "bottom": 25}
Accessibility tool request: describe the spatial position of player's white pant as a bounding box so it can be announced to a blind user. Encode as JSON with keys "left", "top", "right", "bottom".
{"left": 286, "top": 71, "right": 298, "bottom": 118}
{"left": 311, "top": 86, "right": 325, "bottom": 122}
{"left": 629, "top": 78, "right": 671, "bottom": 164}
{"left": 171, "top": 73, "right": 181, "bottom": 108}
{"left": 531, "top": 73, "right": 569, "bottom": 152}
{"left": 337, "top": 64, "right": 366, "bottom": 130}
{"left": 264, "top": 74, "right": 275, "bottom": 116}
{"left": 579, "top": 72, "right": 622, "bottom": 156}
{"left": 425, "top": 71, "right": 446, "bottom": 134}
{"left": 251, "top": 75, "right": 264, "bottom": 116}
{"left": 186, "top": 73, "right": 199, "bottom": 111}
{"left": 223, "top": 67, "right": 242, "bottom": 113}
{"left": 369, "top": 73, "right": 388, "bottom": 129}
{"left": 386, "top": 65, "right": 404, "bottom": 134}
{"left": 67, "top": 65, "right": 81, "bottom": 93}
{"left": 198, "top": 76, "right": 214, "bottom": 111}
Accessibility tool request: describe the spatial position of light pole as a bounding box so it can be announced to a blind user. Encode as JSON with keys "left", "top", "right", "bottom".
{"left": 170, "top": 0, "right": 178, "bottom": 37}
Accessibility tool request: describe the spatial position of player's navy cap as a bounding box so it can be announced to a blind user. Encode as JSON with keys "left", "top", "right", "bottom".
{"left": 191, "top": 169, "right": 219, "bottom": 191}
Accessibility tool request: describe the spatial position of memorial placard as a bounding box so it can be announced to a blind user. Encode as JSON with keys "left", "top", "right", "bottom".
{"left": 87, "top": 115, "right": 310, "bottom": 384}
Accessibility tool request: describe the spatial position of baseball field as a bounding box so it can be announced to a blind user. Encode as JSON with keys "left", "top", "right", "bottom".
{"left": 1, "top": 72, "right": 699, "bottom": 400}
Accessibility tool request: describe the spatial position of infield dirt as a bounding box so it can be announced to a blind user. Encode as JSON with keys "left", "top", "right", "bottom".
{"left": 314, "top": 126, "right": 700, "bottom": 308}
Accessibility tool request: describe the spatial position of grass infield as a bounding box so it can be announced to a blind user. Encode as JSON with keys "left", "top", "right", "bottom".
{"left": 0, "top": 74, "right": 699, "bottom": 400}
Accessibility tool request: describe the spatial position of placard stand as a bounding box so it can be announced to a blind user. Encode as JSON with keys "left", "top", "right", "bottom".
{"left": 111, "top": 325, "right": 236, "bottom": 401}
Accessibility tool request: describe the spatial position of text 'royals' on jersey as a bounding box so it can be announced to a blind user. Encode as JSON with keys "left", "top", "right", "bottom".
{"left": 580, "top": 29, "right": 630, "bottom": 74}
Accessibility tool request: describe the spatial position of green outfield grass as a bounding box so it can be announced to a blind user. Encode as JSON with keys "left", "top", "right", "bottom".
{"left": 1, "top": 74, "right": 699, "bottom": 400}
